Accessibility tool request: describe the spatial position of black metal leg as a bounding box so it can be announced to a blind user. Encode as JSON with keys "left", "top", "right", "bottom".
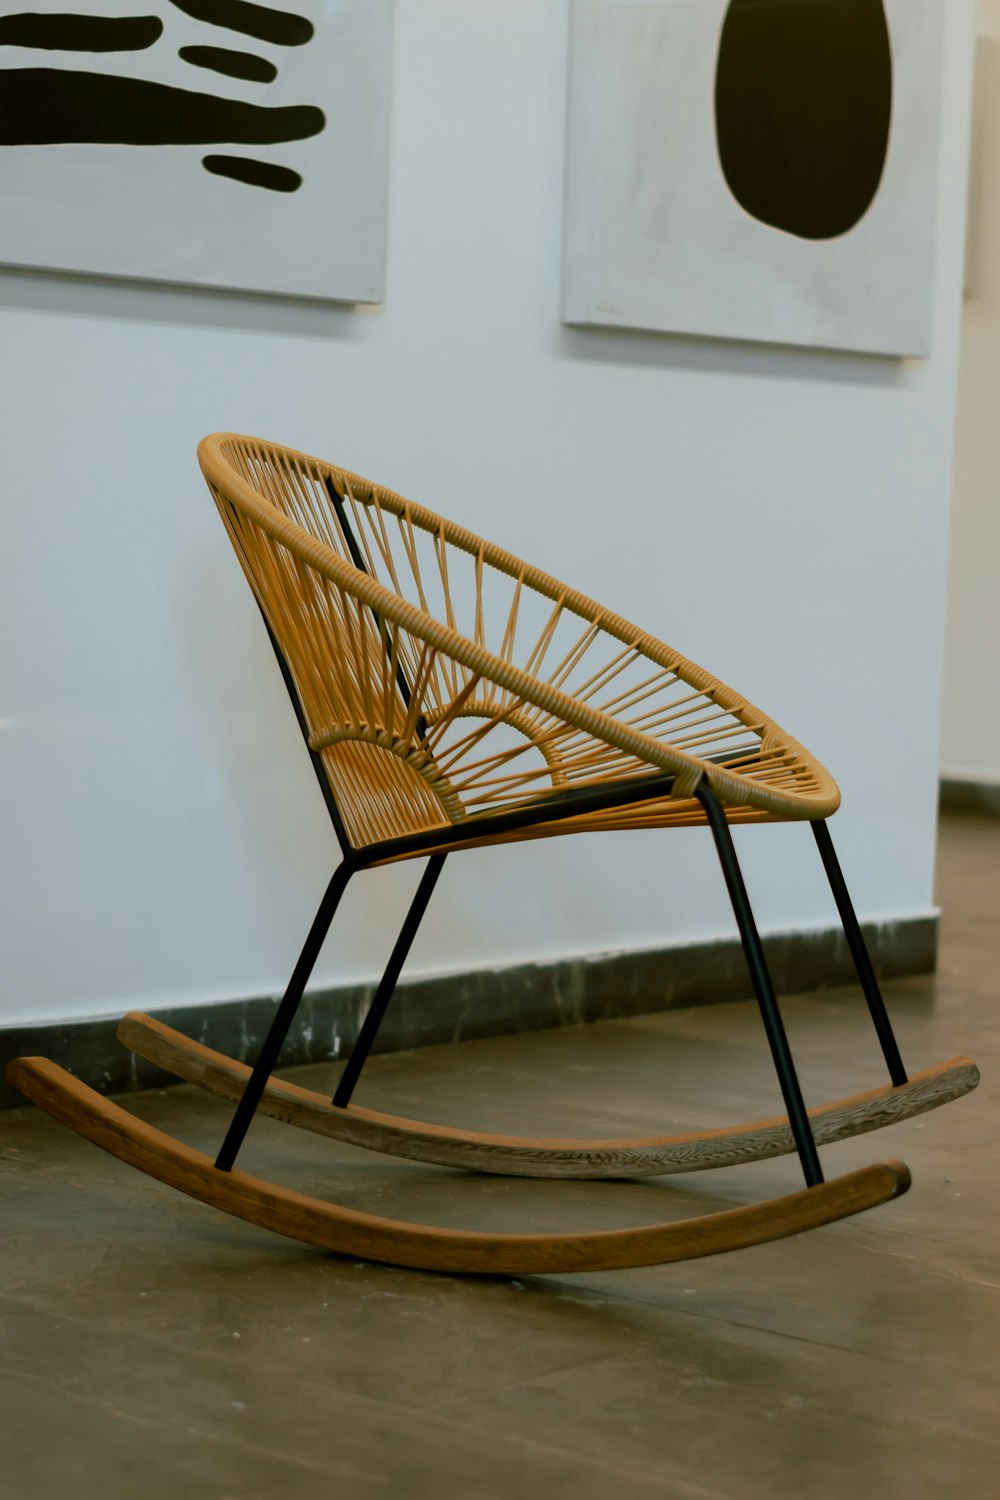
{"left": 333, "top": 855, "right": 447, "bottom": 1109}
{"left": 696, "top": 782, "right": 824, "bottom": 1188}
{"left": 811, "top": 819, "right": 908, "bottom": 1087}
{"left": 216, "top": 860, "right": 358, "bottom": 1171}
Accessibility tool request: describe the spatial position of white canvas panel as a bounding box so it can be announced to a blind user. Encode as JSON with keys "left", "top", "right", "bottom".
{"left": 562, "top": 0, "right": 944, "bottom": 356}
{"left": 0, "top": 0, "right": 393, "bottom": 301}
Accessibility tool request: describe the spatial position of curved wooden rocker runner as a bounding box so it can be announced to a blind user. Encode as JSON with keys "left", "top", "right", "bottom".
{"left": 6, "top": 1057, "right": 912, "bottom": 1275}
{"left": 7, "top": 434, "right": 979, "bottom": 1274}
{"left": 118, "top": 1012, "right": 977, "bottom": 1181}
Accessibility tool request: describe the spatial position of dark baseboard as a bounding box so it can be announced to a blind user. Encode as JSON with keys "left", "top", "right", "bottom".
{"left": 940, "top": 778, "right": 1000, "bottom": 817}
{"left": 0, "top": 913, "right": 937, "bottom": 1111}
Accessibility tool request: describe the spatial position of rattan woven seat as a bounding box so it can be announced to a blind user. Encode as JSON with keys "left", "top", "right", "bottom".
{"left": 8, "top": 434, "right": 978, "bottom": 1274}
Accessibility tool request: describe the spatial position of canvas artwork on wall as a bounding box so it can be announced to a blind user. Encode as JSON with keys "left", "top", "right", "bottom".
{"left": 562, "top": 0, "right": 945, "bottom": 356}
{"left": 0, "top": 0, "right": 394, "bottom": 301}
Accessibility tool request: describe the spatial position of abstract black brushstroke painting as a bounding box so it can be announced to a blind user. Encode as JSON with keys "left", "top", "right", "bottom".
{"left": 715, "top": 0, "right": 893, "bottom": 241}
{"left": 0, "top": 0, "right": 392, "bottom": 300}
{"left": 0, "top": 0, "right": 318, "bottom": 190}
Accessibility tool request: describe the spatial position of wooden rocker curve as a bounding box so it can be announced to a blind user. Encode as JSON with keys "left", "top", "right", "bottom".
{"left": 7, "top": 1058, "right": 911, "bottom": 1276}
{"left": 119, "top": 1012, "right": 980, "bottom": 1180}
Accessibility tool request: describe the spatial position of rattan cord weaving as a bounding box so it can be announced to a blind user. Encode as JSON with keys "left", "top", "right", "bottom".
{"left": 198, "top": 433, "right": 840, "bottom": 854}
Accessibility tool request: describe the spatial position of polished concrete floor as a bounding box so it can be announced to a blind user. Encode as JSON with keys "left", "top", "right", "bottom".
{"left": 1, "top": 811, "right": 997, "bottom": 1500}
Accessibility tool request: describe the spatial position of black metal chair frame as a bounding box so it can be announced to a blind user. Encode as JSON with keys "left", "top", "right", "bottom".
{"left": 213, "top": 615, "right": 908, "bottom": 1196}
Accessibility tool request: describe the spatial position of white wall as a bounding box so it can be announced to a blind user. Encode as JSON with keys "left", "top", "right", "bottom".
{"left": 942, "top": 0, "right": 1000, "bottom": 785}
{"left": 0, "top": 0, "right": 975, "bottom": 1029}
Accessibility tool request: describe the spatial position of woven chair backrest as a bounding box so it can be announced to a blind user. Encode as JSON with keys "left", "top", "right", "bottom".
{"left": 199, "top": 434, "right": 840, "bottom": 847}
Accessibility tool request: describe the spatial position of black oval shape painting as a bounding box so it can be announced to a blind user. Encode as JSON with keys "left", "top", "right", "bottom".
{"left": 715, "top": 0, "right": 893, "bottom": 241}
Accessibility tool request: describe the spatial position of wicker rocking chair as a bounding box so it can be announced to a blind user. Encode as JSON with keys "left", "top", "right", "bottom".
{"left": 9, "top": 434, "right": 978, "bottom": 1274}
